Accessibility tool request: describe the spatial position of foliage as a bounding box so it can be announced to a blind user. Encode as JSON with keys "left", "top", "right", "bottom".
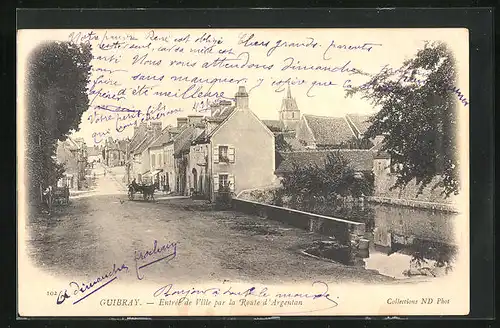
{"left": 280, "top": 151, "right": 374, "bottom": 203}
{"left": 28, "top": 41, "right": 93, "bottom": 140}
{"left": 275, "top": 133, "right": 293, "bottom": 152}
{"left": 345, "top": 41, "right": 459, "bottom": 197}
{"left": 337, "top": 136, "right": 374, "bottom": 150}
{"left": 26, "top": 41, "right": 92, "bottom": 205}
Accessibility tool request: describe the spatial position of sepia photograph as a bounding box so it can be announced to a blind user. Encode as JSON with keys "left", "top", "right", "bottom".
{"left": 17, "top": 26, "right": 470, "bottom": 316}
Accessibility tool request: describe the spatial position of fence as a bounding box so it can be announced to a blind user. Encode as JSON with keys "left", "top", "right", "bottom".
{"left": 232, "top": 198, "right": 365, "bottom": 245}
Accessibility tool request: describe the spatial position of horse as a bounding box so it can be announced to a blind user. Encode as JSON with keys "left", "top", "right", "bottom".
{"left": 141, "top": 185, "right": 154, "bottom": 200}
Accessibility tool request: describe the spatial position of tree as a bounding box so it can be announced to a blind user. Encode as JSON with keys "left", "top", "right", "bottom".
{"left": 280, "top": 151, "right": 373, "bottom": 204}
{"left": 26, "top": 41, "right": 92, "bottom": 206}
{"left": 275, "top": 133, "right": 293, "bottom": 151}
{"left": 345, "top": 41, "right": 459, "bottom": 197}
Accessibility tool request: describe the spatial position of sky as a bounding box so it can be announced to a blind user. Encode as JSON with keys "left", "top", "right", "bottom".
{"left": 17, "top": 28, "right": 469, "bottom": 146}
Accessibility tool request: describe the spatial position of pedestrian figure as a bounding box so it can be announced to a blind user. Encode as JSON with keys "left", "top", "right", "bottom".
{"left": 43, "top": 185, "right": 53, "bottom": 214}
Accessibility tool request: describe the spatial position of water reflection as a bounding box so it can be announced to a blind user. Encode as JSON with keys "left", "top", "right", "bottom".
{"left": 289, "top": 199, "right": 458, "bottom": 279}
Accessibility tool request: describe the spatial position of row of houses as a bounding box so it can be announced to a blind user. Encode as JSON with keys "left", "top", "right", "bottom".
{"left": 121, "top": 85, "right": 391, "bottom": 202}
{"left": 62, "top": 84, "right": 451, "bottom": 204}
{"left": 124, "top": 86, "right": 276, "bottom": 201}
{"left": 55, "top": 137, "right": 88, "bottom": 190}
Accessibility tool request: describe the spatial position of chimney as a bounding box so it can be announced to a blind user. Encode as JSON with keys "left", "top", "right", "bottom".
{"left": 187, "top": 115, "right": 203, "bottom": 126}
{"left": 235, "top": 86, "right": 249, "bottom": 109}
{"left": 138, "top": 122, "right": 148, "bottom": 138}
{"left": 151, "top": 122, "right": 162, "bottom": 139}
{"left": 147, "top": 124, "right": 153, "bottom": 138}
{"left": 177, "top": 117, "right": 188, "bottom": 128}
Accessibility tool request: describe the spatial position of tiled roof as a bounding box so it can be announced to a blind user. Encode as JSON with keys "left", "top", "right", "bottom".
{"left": 263, "top": 120, "right": 285, "bottom": 132}
{"left": 173, "top": 126, "right": 196, "bottom": 156}
{"left": 210, "top": 106, "right": 235, "bottom": 121}
{"left": 303, "top": 114, "right": 355, "bottom": 146}
{"left": 149, "top": 127, "right": 172, "bottom": 148}
{"left": 345, "top": 113, "right": 373, "bottom": 136}
{"left": 129, "top": 132, "right": 147, "bottom": 152}
{"left": 134, "top": 134, "right": 156, "bottom": 154}
{"left": 374, "top": 150, "right": 391, "bottom": 159}
{"left": 192, "top": 130, "right": 206, "bottom": 144}
{"left": 204, "top": 107, "right": 237, "bottom": 140}
{"left": 283, "top": 136, "right": 306, "bottom": 151}
{"left": 275, "top": 150, "right": 375, "bottom": 174}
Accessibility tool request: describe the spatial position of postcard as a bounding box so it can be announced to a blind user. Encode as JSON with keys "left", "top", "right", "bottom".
{"left": 17, "top": 27, "right": 470, "bottom": 317}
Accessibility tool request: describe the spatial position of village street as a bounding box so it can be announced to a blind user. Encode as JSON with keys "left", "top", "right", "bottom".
{"left": 26, "top": 164, "right": 394, "bottom": 286}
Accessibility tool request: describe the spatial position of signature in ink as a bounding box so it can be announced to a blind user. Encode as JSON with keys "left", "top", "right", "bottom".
{"left": 134, "top": 240, "right": 178, "bottom": 280}
{"left": 153, "top": 281, "right": 338, "bottom": 306}
{"left": 56, "top": 263, "right": 129, "bottom": 305}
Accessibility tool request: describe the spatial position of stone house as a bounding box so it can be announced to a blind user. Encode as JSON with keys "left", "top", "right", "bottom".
{"left": 162, "top": 118, "right": 191, "bottom": 193}
{"left": 189, "top": 86, "right": 276, "bottom": 201}
{"left": 86, "top": 145, "right": 103, "bottom": 166}
{"left": 163, "top": 116, "right": 205, "bottom": 195}
{"left": 146, "top": 126, "right": 176, "bottom": 191}
{"left": 104, "top": 137, "right": 126, "bottom": 167}
{"left": 138, "top": 122, "right": 162, "bottom": 184}
{"left": 125, "top": 122, "right": 161, "bottom": 184}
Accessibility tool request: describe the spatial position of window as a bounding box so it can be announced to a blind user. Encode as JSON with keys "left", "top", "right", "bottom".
{"left": 219, "top": 146, "right": 229, "bottom": 163}
{"left": 151, "top": 154, "right": 156, "bottom": 167}
{"left": 219, "top": 174, "right": 229, "bottom": 189}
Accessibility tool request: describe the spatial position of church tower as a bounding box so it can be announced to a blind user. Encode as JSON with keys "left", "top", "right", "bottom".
{"left": 279, "top": 85, "right": 300, "bottom": 131}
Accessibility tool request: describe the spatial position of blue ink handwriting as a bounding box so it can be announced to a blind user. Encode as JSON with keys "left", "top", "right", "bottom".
{"left": 134, "top": 240, "right": 178, "bottom": 280}
{"left": 323, "top": 40, "right": 383, "bottom": 60}
{"left": 56, "top": 263, "right": 129, "bottom": 305}
{"left": 153, "top": 281, "right": 338, "bottom": 306}
{"left": 91, "top": 67, "right": 128, "bottom": 74}
{"left": 170, "top": 75, "right": 248, "bottom": 87}
{"left": 202, "top": 52, "right": 274, "bottom": 70}
{"left": 88, "top": 84, "right": 127, "bottom": 105}
{"left": 281, "top": 57, "right": 361, "bottom": 74}
{"left": 92, "top": 129, "right": 110, "bottom": 144}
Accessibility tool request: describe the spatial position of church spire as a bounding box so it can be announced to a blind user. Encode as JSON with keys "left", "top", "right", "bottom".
{"left": 279, "top": 85, "right": 300, "bottom": 131}
{"left": 286, "top": 85, "right": 292, "bottom": 99}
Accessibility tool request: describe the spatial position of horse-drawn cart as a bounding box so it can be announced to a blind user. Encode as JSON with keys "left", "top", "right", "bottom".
{"left": 128, "top": 183, "right": 157, "bottom": 201}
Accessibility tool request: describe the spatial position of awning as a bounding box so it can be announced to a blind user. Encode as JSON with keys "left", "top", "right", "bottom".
{"left": 151, "top": 169, "right": 163, "bottom": 176}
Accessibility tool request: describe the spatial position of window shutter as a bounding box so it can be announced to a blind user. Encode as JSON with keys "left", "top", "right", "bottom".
{"left": 228, "top": 146, "right": 235, "bottom": 163}
{"left": 213, "top": 174, "right": 219, "bottom": 191}
{"left": 229, "top": 174, "right": 235, "bottom": 192}
{"left": 213, "top": 145, "right": 219, "bottom": 164}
